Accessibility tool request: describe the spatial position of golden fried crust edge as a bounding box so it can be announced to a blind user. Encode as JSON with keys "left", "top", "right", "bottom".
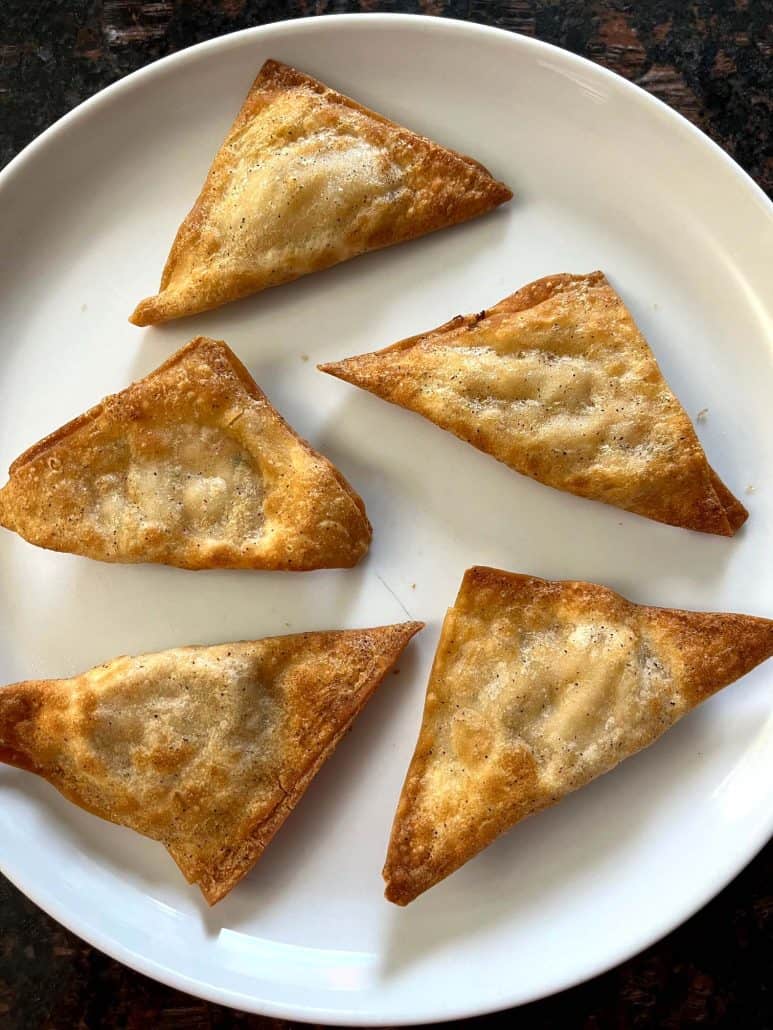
{"left": 243, "top": 61, "right": 513, "bottom": 189}
{"left": 320, "top": 272, "right": 747, "bottom": 537}
{"left": 129, "top": 59, "right": 512, "bottom": 326}
{"left": 190, "top": 620, "right": 424, "bottom": 903}
{"left": 3, "top": 338, "right": 230, "bottom": 478}
{"left": 0, "top": 337, "right": 372, "bottom": 570}
{"left": 0, "top": 623, "right": 424, "bottom": 905}
{"left": 382, "top": 567, "right": 773, "bottom": 904}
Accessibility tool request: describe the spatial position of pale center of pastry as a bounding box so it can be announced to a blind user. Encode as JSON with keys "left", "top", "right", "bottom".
{"left": 182, "top": 476, "right": 229, "bottom": 524}
{"left": 396, "top": 285, "right": 684, "bottom": 502}
{"left": 213, "top": 104, "right": 403, "bottom": 271}
{"left": 508, "top": 619, "right": 679, "bottom": 787}
{"left": 450, "top": 342, "right": 653, "bottom": 464}
{"left": 92, "top": 423, "right": 263, "bottom": 551}
{"left": 421, "top": 608, "right": 684, "bottom": 815}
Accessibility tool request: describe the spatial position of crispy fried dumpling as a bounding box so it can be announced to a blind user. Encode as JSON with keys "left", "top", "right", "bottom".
{"left": 383, "top": 567, "right": 773, "bottom": 904}
{"left": 130, "top": 59, "right": 512, "bottom": 325}
{"left": 0, "top": 622, "right": 422, "bottom": 903}
{"left": 0, "top": 337, "right": 371, "bottom": 570}
{"left": 321, "top": 272, "right": 747, "bottom": 536}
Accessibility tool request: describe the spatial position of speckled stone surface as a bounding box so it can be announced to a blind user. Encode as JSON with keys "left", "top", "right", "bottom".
{"left": 0, "top": 2, "right": 771, "bottom": 1027}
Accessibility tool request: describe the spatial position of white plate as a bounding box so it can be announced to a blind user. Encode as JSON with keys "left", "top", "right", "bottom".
{"left": 0, "top": 13, "right": 771, "bottom": 1024}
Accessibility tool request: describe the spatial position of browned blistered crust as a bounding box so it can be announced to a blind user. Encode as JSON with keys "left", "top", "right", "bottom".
{"left": 129, "top": 59, "right": 512, "bottom": 325}
{"left": 0, "top": 622, "right": 423, "bottom": 904}
{"left": 383, "top": 567, "right": 773, "bottom": 905}
{"left": 0, "top": 336, "right": 372, "bottom": 570}
{"left": 321, "top": 271, "right": 747, "bottom": 536}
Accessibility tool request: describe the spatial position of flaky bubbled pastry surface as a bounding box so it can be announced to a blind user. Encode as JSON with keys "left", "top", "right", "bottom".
{"left": 0, "top": 337, "right": 372, "bottom": 570}
{"left": 0, "top": 622, "right": 422, "bottom": 904}
{"left": 130, "top": 59, "right": 512, "bottom": 325}
{"left": 383, "top": 567, "right": 773, "bottom": 905}
{"left": 321, "top": 271, "right": 747, "bottom": 536}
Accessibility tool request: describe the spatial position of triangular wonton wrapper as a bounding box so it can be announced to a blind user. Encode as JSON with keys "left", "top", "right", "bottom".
{"left": 321, "top": 272, "right": 747, "bottom": 536}
{"left": 0, "top": 622, "right": 422, "bottom": 904}
{"left": 383, "top": 567, "right": 773, "bottom": 904}
{"left": 130, "top": 59, "right": 512, "bottom": 325}
{"left": 0, "top": 337, "right": 371, "bottom": 570}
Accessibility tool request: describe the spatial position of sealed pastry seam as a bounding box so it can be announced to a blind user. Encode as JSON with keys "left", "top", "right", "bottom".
{"left": 0, "top": 336, "right": 372, "bottom": 570}
{"left": 130, "top": 59, "right": 512, "bottom": 325}
{"left": 320, "top": 271, "right": 747, "bottom": 536}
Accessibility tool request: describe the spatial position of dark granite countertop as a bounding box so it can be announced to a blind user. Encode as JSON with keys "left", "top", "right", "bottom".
{"left": 1, "top": 2, "right": 771, "bottom": 1027}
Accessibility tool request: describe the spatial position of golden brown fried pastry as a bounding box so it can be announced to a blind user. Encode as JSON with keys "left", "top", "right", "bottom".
{"left": 130, "top": 59, "right": 512, "bottom": 325}
{"left": 0, "top": 622, "right": 422, "bottom": 903}
{"left": 321, "top": 271, "right": 747, "bottom": 536}
{"left": 0, "top": 337, "right": 371, "bottom": 570}
{"left": 383, "top": 567, "right": 773, "bottom": 904}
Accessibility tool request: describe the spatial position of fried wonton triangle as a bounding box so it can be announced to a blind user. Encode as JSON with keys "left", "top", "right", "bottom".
{"left": 0, "top": 337, "right": 371, "bottom": 570}
{"left": 321, "top": 272, "right": 747, "bottom": 536}
{"left": 0, "top": 622, "right": 422, "bottom": 904}
{"left": 130, "top": 59, "right": 512, "bottom": 325}
{"left": 383, "top": 567, "right": 773, "bottom": 905}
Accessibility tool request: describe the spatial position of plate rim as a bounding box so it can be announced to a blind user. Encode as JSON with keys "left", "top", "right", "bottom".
{"left": 2, "top": 13, "right": 771, "bottom": 215}
{"left": 0, "top": 12, "right": 771, "bottom": 1024}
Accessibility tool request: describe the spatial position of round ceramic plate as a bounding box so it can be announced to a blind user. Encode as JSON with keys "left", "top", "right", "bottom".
{"left": 0, "top": 13, "right": 771, "bottom": 1024}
